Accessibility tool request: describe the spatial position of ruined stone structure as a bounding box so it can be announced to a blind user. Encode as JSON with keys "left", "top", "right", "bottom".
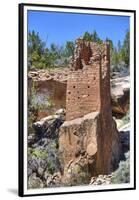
{"left": 59, "top": 39, "right": 122, "bottom": 181}
{"left": 66, "top": 39, "right": 110, "bottom": 121}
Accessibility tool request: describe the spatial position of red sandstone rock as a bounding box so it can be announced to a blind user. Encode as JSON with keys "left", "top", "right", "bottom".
{"left": 59, "top": 112, "right": 122, "bottom": 178}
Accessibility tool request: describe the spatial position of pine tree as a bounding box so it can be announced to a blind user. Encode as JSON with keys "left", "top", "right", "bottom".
{"left": 28, "top": 30, "right": 45, "bottom": 69}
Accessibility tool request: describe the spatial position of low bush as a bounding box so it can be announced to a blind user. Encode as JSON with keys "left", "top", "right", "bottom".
{"left": 111, "top": 152, "right": 130, "bottom": 184}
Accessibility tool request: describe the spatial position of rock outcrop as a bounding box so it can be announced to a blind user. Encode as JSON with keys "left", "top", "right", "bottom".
{"left": 59, "top": 112, "right": 122, "bottom": 184}
{"left": 32, "top": 109, "right": 65, "bottom": 142}
{"left": 111, "top": 76, "right": 129, "bottom": 117}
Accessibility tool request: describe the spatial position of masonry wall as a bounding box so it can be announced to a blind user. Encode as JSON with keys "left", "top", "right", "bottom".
{"left": 66, "top": 41, "right": 110, "bottom": 121}
{"left": 66, "top": 65, "right": 101, "bottom": 121}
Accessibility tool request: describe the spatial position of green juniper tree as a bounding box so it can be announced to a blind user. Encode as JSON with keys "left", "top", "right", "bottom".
{"left": 28, "top": 30, "right": 46, "bottom": 69}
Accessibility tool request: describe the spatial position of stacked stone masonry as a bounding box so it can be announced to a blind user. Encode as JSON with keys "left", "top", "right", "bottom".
{"left": 66, "top": 39, "right": 110, "bottom": 121}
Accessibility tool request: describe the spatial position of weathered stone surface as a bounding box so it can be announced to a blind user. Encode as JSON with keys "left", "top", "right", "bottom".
{"left": 111, "top": 76, "right": 129, "bottom": 117}
{"left": 32, "top": 109, "right": 65, "bottom": 142}
{"left": 86, "top": 142, "right": 97, "bottom": 156}
{"left": 90, "top": 174, "right": 112, "bottom": 185}
{"left": 28, "top": 68, "right": 70, "bottom": 82}
{"left": 59, "top": 112, "right": 99, "bottom": 168}
{"left": 59, "top": 112, "right": 122, "bottom": 180}
{"left": 66, "top": 41, "right": 110, "bottom": 121}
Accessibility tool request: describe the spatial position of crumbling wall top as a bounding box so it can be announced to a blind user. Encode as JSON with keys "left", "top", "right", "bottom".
{"left": 72, "top": 38, "right": 109, "bottom": 71}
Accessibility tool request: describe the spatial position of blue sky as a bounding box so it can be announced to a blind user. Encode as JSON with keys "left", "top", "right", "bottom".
{"left": 28, "top": 10, "right": 129, "bottom": 48}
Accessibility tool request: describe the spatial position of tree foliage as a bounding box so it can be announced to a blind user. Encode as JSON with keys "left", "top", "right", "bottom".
{"left": 120, "top": 31, "right": 130, "bottom": 65}
{"left": 83, "top": 31, "right": 102, "bottom": 43}
{"left": 106, "top": 30, "right": 130, "bottom": 70}
{"left": 28, "top": 30, "right": 46, "bottom": 69}
{"left": 28, "top": 30, "right": 130, "bottom": 70}
{"left": 28, "top": 30, "right": 75, "bottom": 69}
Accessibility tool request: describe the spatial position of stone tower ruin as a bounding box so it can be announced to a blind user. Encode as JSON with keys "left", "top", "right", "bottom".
{"left": 66, "top": 38, "right": 110, "bottom": 121}
{"left": 59, "top": 39, "right": 122, "bottom": 181}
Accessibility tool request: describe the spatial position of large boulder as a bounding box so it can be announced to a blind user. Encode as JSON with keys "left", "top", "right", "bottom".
{"left": 32, "top": 109, "right": 65, "bottom": 142}
{"left": 59, "top": 112, "right": 122, "bottom": 185}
